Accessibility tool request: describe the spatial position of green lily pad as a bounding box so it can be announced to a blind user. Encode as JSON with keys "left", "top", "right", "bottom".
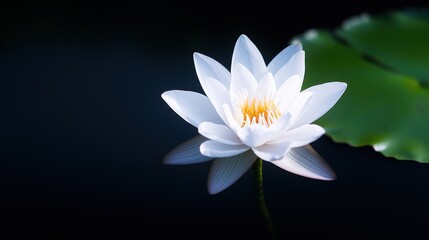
{"left": 294, "top": 9, "right": 429, "bottom": 162}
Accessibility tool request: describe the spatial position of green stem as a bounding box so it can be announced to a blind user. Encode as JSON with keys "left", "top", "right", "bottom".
{"left": 252, "top": 158, "right": 278, "bottom": 240}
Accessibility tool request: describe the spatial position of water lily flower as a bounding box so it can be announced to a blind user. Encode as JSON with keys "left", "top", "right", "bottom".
{"left": 162, "top": 34, "right": 347, "bottom": 194}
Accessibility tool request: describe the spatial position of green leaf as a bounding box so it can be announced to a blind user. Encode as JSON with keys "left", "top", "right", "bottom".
{"left": 294, "top": 9, "right": 429, "bottom": 162}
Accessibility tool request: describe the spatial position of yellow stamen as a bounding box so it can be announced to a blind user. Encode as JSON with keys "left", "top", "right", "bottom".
{"left": 240, "top": 98, "right": 281, "bottom": 127}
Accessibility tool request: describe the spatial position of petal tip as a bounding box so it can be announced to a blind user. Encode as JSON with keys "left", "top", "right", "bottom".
{"left": 193, "top": 52, "right": 203, "bottom": 61}
{"left": 199, "top": 142, "right": 210, "bottom": 157}
{"left": 331, "top": 82, "right": 348, "bottom": 91}
{"left": 161, "top": 155, "right": 170, "bottom": 164}
{"left": 336, "top": 82, "right": 348, "bottom": 95}
{"left": 338, "top": 81, "right": 348, "bottom": 88}
{"left": 161, "top": 155, "right": 175, "bottom": 165}
{"left": 238, "top": 34, "right": 249, "bottom": 41}
{"left": 318, "top": 167, "right": 337, "bottom": 181}
{"left": 321, "top": 171, "right": 337, "bottom": 181}
{"left": 236, "top": 34, "right": 253, "bottom": 48}
{"left": 207, "top": 185, "right": 221, "bottom": 195}
{"left": 160, "top": 153, "right": 179, "bottom": 165}
{"left": 161, "top": 91, "right": 173, "bottom": 101}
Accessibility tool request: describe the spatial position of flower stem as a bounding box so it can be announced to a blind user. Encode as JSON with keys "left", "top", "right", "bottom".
{"left": 252, "top": 158, "right": 278, "bottom": 240}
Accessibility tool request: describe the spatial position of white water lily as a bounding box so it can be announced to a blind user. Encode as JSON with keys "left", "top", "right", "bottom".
{"left": 162, "top": 34, "right": 347, "bottom": 194}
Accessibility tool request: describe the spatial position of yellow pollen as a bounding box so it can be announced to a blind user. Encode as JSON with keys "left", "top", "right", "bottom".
{"left": 240, "top": 98, "right": 281, "bottom": 127}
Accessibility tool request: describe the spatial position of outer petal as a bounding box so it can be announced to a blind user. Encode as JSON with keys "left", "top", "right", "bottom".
{"left": 230, "top": 63, "right": 258, "bottom": 100}
{"left": 198, "top": 122, "right": 242, "bottom": 145}
{"left": 208, "top": 150, "right": 257, "bottom": 194}
{"left": 161, "top": 90, "right": 223, "bottom": 127}
{"left": 163, "top": 135, "right": 213, "bottom": 165}
{"left": 269, "top": 124, "right": 325, "bottom": 147}
{"left": 291, "top": 82, "right": 347, "bottom": 128}
{"left": 200, "top": 140, "right": 249, "bottom": 158}
{"left": 204, "top": 77, "right": 232, "bottom": 123}
{"left": 276, "top": 74, "right": 303, "bottom": 112}
{"left": 273, "top": 51, "right": 305, "bottom": 88}
{"left": 267, "top": 42, "right": 303, "bottom": 75}
{"left": 284, "top": 92, "right": 313, "bottom": 127}
{"left": 193, "top": 52, "right": 231, "bottom": 89}
{"left": 252, "top": 141, "right": 292, "bottom": 161}
{"left": 270, "top": 144, "right": 336, "bottom": 180}
{"left": 231, "top": 34, "right": 267, "bottom": 81}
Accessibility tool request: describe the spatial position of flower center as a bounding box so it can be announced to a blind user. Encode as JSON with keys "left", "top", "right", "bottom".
{"left": 240, "top": 97, "right": 281, "bottom": 127}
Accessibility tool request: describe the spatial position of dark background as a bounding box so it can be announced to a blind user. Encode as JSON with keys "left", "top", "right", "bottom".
{"left": 1, "top": 0, "right": 429, "bottom": 239}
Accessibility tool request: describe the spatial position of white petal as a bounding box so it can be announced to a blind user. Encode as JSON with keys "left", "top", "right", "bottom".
{"left": 231, "top": 34, "right": 267, "bottom": 81}
{"left": 292, "top": 82, "right": 347, "bottom": 128}
{"left": 264, "top": 113, "right": 293, "bottom": 142}
{"left": 163, "top": 135, "right": 213, "bottom": 165}
{"left": 270, "top": 124, "right": 325, "bottom": 147}
{"left": 200, "top": 140, "right": 249, "bottom": 158}
{"left": 271, "top": 144, "right": 336, "bottom": 180}
{"left": 193, "top": 52, "right": 231, "bottom": 89}
{"left": 222, "top": 103, "right": 241, "bottom": 132}
{"left": 255, "top": 72, "right": 276, "bottom": 97}
{"left": 230, "top": 63, "right": 258, "bottom": 100}
{"left": 285, "top": 92, "right": 313, "bottom": 127}
{"left": 203, "top": 77, "right": 232, "bottom": 123}
{"left": 276, "top": 75, "right": 303, "bottom": 112}
{"left": 252, "top": 141, "right": 292, "bottom": 161}
{"left": 237, "top": 124, "right": 271, "bottom": 148}
{"left": 161, "top": 90, "right": 223, "bottom": 128}
{"left": 208, "top": 150, "right": 257, "bottom": 194}
{"left": 267, "top": 43, "right": 303, "bottom": 75}
{"left": 198, "top": 122, "right": 242, "bottom": 145}
{"left": 268, "top": 112, "right": 292, "bottom": 133}
{"left": 273, "top": 51, "right": 305, "bottom": 87}
{"left": 236, "top": 112, "right": 292, "bottom": 148}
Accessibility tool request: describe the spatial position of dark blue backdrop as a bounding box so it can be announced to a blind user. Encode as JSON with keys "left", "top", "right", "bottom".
{"left": 1, "top": 1, "right": 429, "bottom": 239}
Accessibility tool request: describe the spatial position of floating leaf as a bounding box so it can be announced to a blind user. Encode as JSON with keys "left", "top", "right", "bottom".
{"left": 293, "top": 9, "right": 429, "bottom": 162}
